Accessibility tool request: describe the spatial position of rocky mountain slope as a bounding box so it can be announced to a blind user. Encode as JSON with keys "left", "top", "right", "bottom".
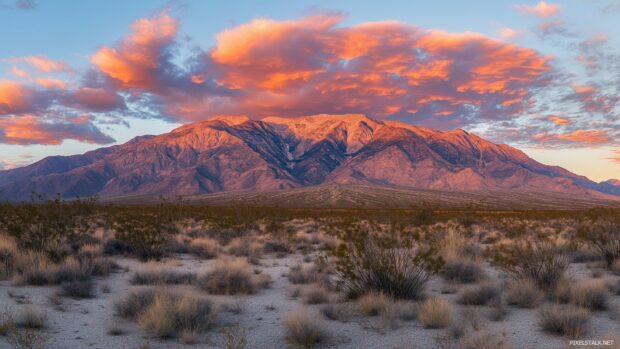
{"left": 0, "top": 114, "right": 618, "bottom": 203}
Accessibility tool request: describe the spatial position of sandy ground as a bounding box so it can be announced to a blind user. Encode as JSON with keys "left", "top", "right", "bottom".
{"left": 0, "top": 254, "right": 619, "bottom": 349}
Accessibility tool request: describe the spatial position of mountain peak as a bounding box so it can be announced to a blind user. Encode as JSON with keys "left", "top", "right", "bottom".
{"left": 0, "top": 114, "right": 618, "bottom": 203}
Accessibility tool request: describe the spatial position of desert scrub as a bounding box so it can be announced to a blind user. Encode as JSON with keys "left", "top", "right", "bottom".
{"left": 115, "top": 288, "right": 216, "bottom": 339}
{"left": 358, "top": 291, "right": 390, "bottom": 316}
{"left": 287, "top": 264, "right": 318, "bottom": 284}
{"left": 441, "top": 258, "right": 485, "bottom": 283}
{"left": 187, "top": 237, "right": 220, "bottom": 259}
{"left": 458, "top": 283, "right": 501, "bottom": 306}
{"left": 505, "top": 279, "right": 543, "bottom": 308}
{"left": 197, "top": 259, "right": 257, "bottom": 295}
{"left": 487, "top": 239, "right": 569, "bottom": 291}
{"left": 131, "top": 268, "right": 196, "bottom": 285}
{"left": 283, "top": 308, "right": 329, "bottom": 348}
{"left": 418, "top": 297, "right": 453, "bottom": 328}
{"left": 555, "top": 280, "right": 608, "bottom": 311}
{"left": 538, "top": 304, "right": 590, "bottom": 338}
{"left": 577, "top": 220, "right": 620, "bottom": 267}
{"left": 330, "top": 224, "right": 443, "bottom": 300}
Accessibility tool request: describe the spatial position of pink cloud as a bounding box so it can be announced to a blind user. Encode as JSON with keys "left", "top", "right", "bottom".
{"left": 10, "top": 55, "right": 69, "bottom": 72}
{"left": 497, "top": 27, "right": 525, "bottom": 40}
{"left": 0, "top": 114, "right": 114, "bottom": 145}
{"left": 516, "top": 1, "right": 562, "bottom": 17}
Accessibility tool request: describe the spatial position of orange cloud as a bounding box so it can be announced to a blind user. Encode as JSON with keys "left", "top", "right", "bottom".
{"left": 192, "top": 16, "right": 552, "bottom": 120}
{"left": 0, "top": 115, "right": 114, "bottom": 145}
{"left": 516, "top": 1, "right": 561, "bottom": 17}
{"left": 534, "top": 130, "right": 610, "bottom": 145}
{"left": 0, "top": 81, "right": 34, "bottom": 114}
{"left": 36, "top": 78, "right": 66, "bottom": 89}
{"left": 11, "top": 55, "right": 69, "bottom": 72}
{"left": 548, "top": 115, "right": 570, "bottom": 125}
{"left": 91, "top": 12, "right": 177, "bottom": 89}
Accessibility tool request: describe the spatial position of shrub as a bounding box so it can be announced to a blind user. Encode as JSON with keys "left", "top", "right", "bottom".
{"left": 221, "top": 326, "right": 248, "bottom": 349}
{"left": 538, "top": 304, "right": 589, "bottom": 338}
{"left": 14, "top": 307, "right": 47, "bottom": 329}
{"left": 418, "top": 297, "right": 453, "bottom": 329}
{"left": 287, "top": 264, "right": 318, "bottom": 284}
{"left": 131, "top": 269, "right": 196, "bottom": 285}
{"left": 114, "top": 288, "right": 158, "bottom": 319}
{"left": 505, "top": 279, "right": 543, "bottom": 308}
{"left": 117, "top": 289, "right": 216, "bottom": 339}
{"left": 487, "top": 239, "right": 569, "bottom": 290}
{"left": 331, "top": 225, "right": 443, "bottom": 300}
{"left": 61, "top": 280, "right": 94, "bottom": 299}
{"left": 283, "top": 308, "right": 328, "bottom": 348}
{"left": 441, "top": 259, "right": 485, "bottom": 284}
{"left": 458, "top": 283, "right": 501, "bottom": 306}
{"left": 557, "top": 280, "right": 608, "bottom": 311}
{"left": 358, "top": 291, "right": 390, "bottom": 316}
{"left": 5, "top": 327, "right": 49, "bottom": 349}
{"left": 302, "top": 286, "right": 330, "bottom": 305}
{"left": 188, "top": 237, "right": 220, "bottom": 259}
{"left": 197, "top": 259, "right": 256, "bottom": 295}
{"left": 459, "top": 332, "right": 512, "bottom": 349}
{"left": 0, "top": 235, "right": 17, "bottom": 280}
{"left": 577, "top": 220, "right": 620, "bottom": 267}
{"left": 109, "top": 209, "right": 178, "bottom": 260}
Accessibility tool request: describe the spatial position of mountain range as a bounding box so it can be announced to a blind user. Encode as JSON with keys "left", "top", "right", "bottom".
{"left": 0, "top": 114, "right": 618, "bottom": 207}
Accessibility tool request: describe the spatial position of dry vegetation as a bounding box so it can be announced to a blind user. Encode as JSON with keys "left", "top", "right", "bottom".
{"left": 0, "top": 198, "right": 619, "bottom": 348}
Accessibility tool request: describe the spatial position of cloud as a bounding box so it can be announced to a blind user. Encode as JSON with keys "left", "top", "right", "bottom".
{"left": 497, "top": 27, "right": 524, "bottom": 40}
{"left": 606, "top": 149, "right": 620, "bottom": 164}
{"left": 15, "top": 0, "right": 35, "bottom": 9}
{"left": 91, "top": 12, "right": 178, "bottom": 89}
{"left": 0, "top": 80, "right": 50, "bottom": 114}
{"left": 0, "top": 114, "right": 115, "bottom": 145}
{"left": 10, "top": 55, "right": 69, "bottom": 72}
{"left": 516, "top": 1, "right": 561, "bottom": 17}
{"left": 548, "top": 115, "right": 570, "bottom": 125}
{"left": 533, "top": 130, "right": 610, "bottom": 145}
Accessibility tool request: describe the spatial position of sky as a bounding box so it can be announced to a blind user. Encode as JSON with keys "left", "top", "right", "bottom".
{"left": 0, "top": 0, "right": 619, "bottom": 181}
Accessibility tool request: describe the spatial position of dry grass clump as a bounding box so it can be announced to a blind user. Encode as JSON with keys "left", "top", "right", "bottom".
{"left": 14, "top": 307, "right": 47, "bottom": 329}
{"left": 187, "top": 237, "right": 220, "bottom": 259}
{"left": 458, "top": 283, "right": 501, "bottom": 306}
{"left": 441, "top": 258, "right": 485, "bottom": 284}
{"left": 538, "top": 304, "right": 590, "bottom": 338}
{"left": 459, "top": 331, "right": 512, "bottom": 349}
{"left": 226, "top": 237, "right": 263, "bottom": 260}
{"left": 5, "top": 327, "right": 49, "bottom": 349}
{"left": 131, "top": 268, "right": 196, "bottom": 285}
{"left": 287, "top": 264, "right": 318, "bottom": 284}
{"left": 283, "top": 308, "right": 329, "bottom": 348}
{"left": 556, "top": 280, "right": 608, "bottom": 311}
{"left": 418, "top": 297, "right": 453, "bottom": 329}
{"left": 0, "top": 235, "right": 18, "bottom": 280}
{"left": 197, "top": 259, "right": 257, "bottom": 295}
{"left": 11, "top": 253, "right": 116, "bottom": 286}
{"left": 302, "top": 286, "right": 330, "bottom": 305}
{"left": 505, "top": 279, "right": 543, "bottom": 308}
{"left": 115, "top": 288, "right": 216, "bottom": 339}
{"left": 358, "top": 291, "right": 390, "bottom": 316}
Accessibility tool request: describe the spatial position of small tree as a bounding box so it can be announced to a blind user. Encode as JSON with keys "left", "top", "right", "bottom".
{"left": 577, "top": 220, "right": 620, "bottom": 267}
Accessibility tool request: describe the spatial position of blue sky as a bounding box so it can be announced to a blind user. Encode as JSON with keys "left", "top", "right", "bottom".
{"left": 0, "top": 0, "right": 619, "bottom": 181}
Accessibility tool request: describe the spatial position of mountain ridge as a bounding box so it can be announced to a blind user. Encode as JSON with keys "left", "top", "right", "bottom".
{"left": 0, "top": 114, "right": 618, "bottom": 204}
